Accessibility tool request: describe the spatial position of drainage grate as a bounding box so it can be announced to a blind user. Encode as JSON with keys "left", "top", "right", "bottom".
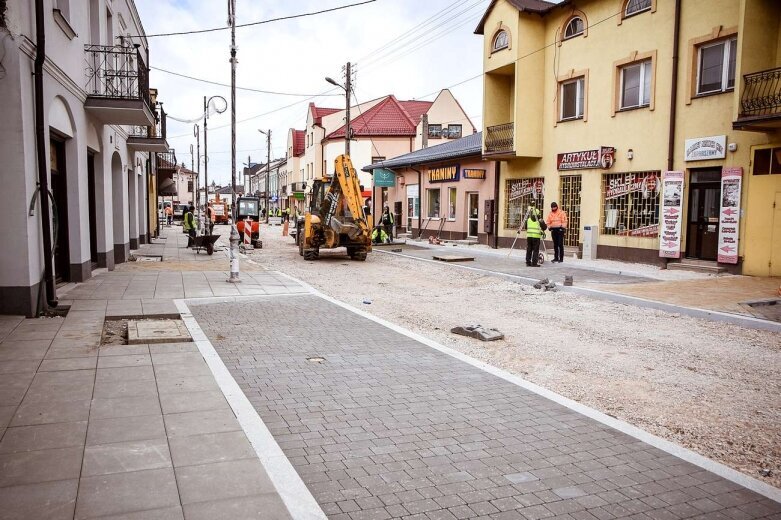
{"left": 306, "top": 356, "right": 326, "bottom": 363}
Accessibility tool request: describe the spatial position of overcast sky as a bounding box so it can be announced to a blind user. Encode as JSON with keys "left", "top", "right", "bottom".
{"left": 135, "top": 0, "right": 491, "bottom": 186}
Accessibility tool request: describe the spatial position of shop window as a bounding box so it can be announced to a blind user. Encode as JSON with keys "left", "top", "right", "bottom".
{"left": 601, "top": 172, "right": 661, "bottom": 237}
{"left": 696, "top": 37, "right": 737, "bottom": 95}
{"left": 752, "top": 147, "right": 781, "bottom": 175}
{"left": 492, "top": 30, "right": 509, "bottom": 53}
{"left": 427, "top": 188, "right": 440, "bottom": 218}
{"left": 563, "top": 17, "right": 584, "bottom": 40}
{"left": 428, "top": 124, "right": 443, "bottom": 139}
{"left": 619, "top": 59, "right": 652, "bottom": 110}
{"left": 407, "top": 185, "right": 420, "bottom": 229}
{"left": 448, "top": 187, "right": 457, "bottom": 220}
{"left": 560, "top": 77, "right": 585, "bottom": 121}
{"left": 447, "top": 125, "right": 462, "bottom": 139}
{"left": 504, "top": 178, "right": 544, "bottom": 229}
{"left": 624, "top": 0, "right": 652, "bottom": 17}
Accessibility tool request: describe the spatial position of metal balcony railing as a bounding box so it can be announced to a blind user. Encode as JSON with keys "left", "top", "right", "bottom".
{"left": 84, "top": 44, "right": 151, "bottom": 108}
{"left": 739, "top": 67, "right": 781, "bottom": 119}
{"left": 484, "top": 122, "right": 514, "bottom": 154}
{"left": 130, "top": 107, "right": 167, "bottom": 139}
{"left": 156, "top": 150, "right": 177, "bottom": 170}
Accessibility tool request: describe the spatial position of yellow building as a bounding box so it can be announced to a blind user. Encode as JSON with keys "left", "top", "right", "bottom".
{"left": 477, "top": 0, "right": 781, "bottom": 275}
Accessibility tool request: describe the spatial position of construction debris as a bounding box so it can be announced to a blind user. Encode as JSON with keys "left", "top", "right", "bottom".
{"left": 433, "top": 255, "right": 475, "bottom": 263}
{"left": 533, "top": 278, "right": 557, "bottom": 291}
{"left": 450, "top": 324, "right": 504, "bottom": 341}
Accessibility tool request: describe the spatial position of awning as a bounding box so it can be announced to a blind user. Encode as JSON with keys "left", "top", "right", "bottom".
{"left": 373, "top": 168, "right": 396, "bottom": 187}
{"left": 157, "top": 172, "right": 177, "bottom": 196}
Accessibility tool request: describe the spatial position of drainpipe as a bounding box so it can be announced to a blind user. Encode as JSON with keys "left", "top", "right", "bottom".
{"left": 492, "top": 160, "right": 501, "bottom": 249}
{"left": 665, "top": 0, "right": 681, "bottom": 268}
{"left": 34, "top": 0, "right": 57, "bottom": 309}
{"left": 412, "top": 167, "right": 422, "bottom": 237}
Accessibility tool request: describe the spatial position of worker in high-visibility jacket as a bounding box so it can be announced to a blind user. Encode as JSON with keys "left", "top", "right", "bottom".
{"left": 545, "top": 202, "right": 568, "bottom": 263}
{"left": 522, "top": 205, "right": 543, "bottom": 267}
{"left": 183, "top": 205, "right": 196, "bottom": 247}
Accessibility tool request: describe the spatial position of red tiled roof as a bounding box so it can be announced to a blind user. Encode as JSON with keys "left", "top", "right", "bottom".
{"left": 326, "top": 96, "right": 417, "bottom": 139}
{"left": 399, "top": 100, "right": 433, "bottom": 125}
{"left": 309, "top": 103, "right": 340, "bottom": 125}
{"left": 293, "top": 130, "right": 305, "bottom": 157}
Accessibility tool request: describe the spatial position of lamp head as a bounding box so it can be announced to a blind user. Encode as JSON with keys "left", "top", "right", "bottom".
{"left": 325, "top": 77, "right": 341, "bottom": 88}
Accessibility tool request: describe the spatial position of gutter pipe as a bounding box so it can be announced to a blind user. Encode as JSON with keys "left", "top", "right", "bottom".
{"left": 34, "top": 0, "right": 57, "bottom": 309}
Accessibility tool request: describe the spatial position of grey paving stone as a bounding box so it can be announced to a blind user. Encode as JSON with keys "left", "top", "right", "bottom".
{"left": 163, "top": 409, "right": 241, "bottom": 438}
{"left": 0, "top": 446, "right": 83, "bottom": 487}
{"left": 89, "top": 396, "right": 162, "bottom": 420}
{"left": 0, "top": 421, "right": 87, "bottom": 453}
{"left": 182, "top": 494, "right": 291, "bottom": 520}
{"left": 0, "top": 360, "right": 41, "bottom": 375}
{"left": 75, "top": 468, "right": 180, "bottom": 519}
{"left": 82, "top": 438, "right": 172, "bottom": 476}
{"left": 98, "top": 345, "right": 150, "bottom": 357}
{"left": 168, "top": 430, "right": 256, "bottom": 467}
{"left": 0, "top": 372, "right": 35, "bottom": 406}
{"left": 158, "top": 390, "right": 228, "bottom": 415}
{"left": 92, "top": 379, "right": 158, "bottom": 400}
{"left": 0, "top": 340, "right": 50, "bottom": 361}
{"left": 174, "top": 458, "right": 276, "bottom": 505}
{"left": 0, "top": 478, "right": 78, "bottom": 520}
{"left": 97, "top": 354, "right": 152, "bottom": 369}
{"left": 83, "top": 506, "right": 184, "bottom": 519}
{"left": 96, "top": 366, "right": 155, "bottom": 383}
{"left": 156, "top": 375, "right": 220, "bottom": 394}
{"left": 11, "top": 399, "right": 91, "bottom": 426}
{"left": 87, "top": 415, "right": 166, "bottom": 446}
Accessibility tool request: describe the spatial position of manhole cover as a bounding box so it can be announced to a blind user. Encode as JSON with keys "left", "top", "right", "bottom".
{"left": 306, "top": 357, "right": 325, "bottom": 363}
{"left": 127, "top": 319, "right": 191, "bottom": 344}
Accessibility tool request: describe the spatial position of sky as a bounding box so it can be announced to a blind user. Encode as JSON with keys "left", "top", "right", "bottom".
{"left": 135, "top": 0, "right": 492, "bottom": 187}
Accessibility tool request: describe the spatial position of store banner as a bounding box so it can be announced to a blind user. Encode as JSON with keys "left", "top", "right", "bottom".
{"left": 463, "top": 169, "right": 486, "bottom": 180}
{"left": 557, "top": 146, "right": 616, "bottom": 170}
{"left": 684, "top": 135, "right": 726, "bottom": 161}
{"left": 717, "top": 167, "right": 742, "bottom": 264}
{"left": 508, "top": 178, "right": 544, "bottom": 201}
{"left": 373, "top": 168, "right": 396, "bottom": 187}
{"left": 659, "top": 171, "right": 684, "bottom": 259}
{"left": 604, "top": 172, "right": 658, "bottom": 200}
{"left": 429, "top": 165, "right": 460, "bottom": 183}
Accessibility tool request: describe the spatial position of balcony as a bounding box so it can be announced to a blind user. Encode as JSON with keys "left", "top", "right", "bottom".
{"left": 128, "top": 107, "right": 169, "bottom": 153}
{"left": 734, "top": 67, "right": 781, "bottom": 131}
{"left": 84, "top": 44, "right": 155, "bottom": 126}
{"left": 156, "top": 150, "right": 178, "bottom": 196}
{"left": 484, "top": 122, "right": 515, "bottom": 156}
{"left": 156, "top": 150, "right": 178, "bottom": 171}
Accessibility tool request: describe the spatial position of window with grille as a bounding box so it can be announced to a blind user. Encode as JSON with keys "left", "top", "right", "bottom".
{"left": 620, "top": 60, "right": 652, "bottom": 110}
{"left": 564, "top": 17, "right": 584, "bottom": 39}
{"left": 492, "top": 30, "right": 509, "bottom": 52}
{"left": 428, "top": 125, "right": 443, "bottom": 139}
{"left": 753, "top": 147, "right": 781, "bottom": 175}
{"left": 559, "top": 175, "right": 581, "bottom": 246}
{"left": 504, "top": 178, "right": 544, "bottom": 229}
{"left": 624, "top": 0, "right": 651, "bottom": 17}
{"left": 697, "top": 37, "right": 737, "bottom": 95}
{"left": 601, "top": 172, "right": 661, "bottom": 237}
{"left": 447, "top": 125, "right": 462, "bottom": 139}
{"left": 427, "top": 188, "right": 440, "bottom": 218}
{"left": 560, "top": 77, "right": 584, "bottom": 121}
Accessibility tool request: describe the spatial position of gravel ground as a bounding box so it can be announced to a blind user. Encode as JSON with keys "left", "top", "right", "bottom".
{"left": 245, "top": 227, "right": 781, "bottom": 489}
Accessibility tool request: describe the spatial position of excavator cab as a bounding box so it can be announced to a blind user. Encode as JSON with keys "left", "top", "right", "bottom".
{"left": 235, "top": 196, "right": 262, "bottom": 248}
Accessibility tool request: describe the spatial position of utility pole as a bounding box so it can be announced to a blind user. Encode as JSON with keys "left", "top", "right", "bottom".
{"left": 195, "top": 124, "right": 200, "bottom": 216}
{"left": 345, "top": 61, "right": 351, "bottom": 156}
{"left": 227, "top": 0, "right": 240, "bottom": 283}
{"left": 203, "top": 96, "right": 208, "bottom": 229}
{"left": 422, "top": 113, "right": 429, "bottom": 148}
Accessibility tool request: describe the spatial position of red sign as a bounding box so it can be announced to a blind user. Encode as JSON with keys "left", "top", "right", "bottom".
{"left": 557, "top": 146, "right": 616, "bottom": 170}
{"left": 605, "top": 172, "right": 659, "bottom": 200}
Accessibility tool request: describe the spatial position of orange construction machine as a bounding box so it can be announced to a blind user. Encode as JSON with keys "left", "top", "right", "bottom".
{"left": 209, "top": 193, "right": 229, "bottom": 224}
{"left": 236, "top": 195, "right": 262, "bottom": 249}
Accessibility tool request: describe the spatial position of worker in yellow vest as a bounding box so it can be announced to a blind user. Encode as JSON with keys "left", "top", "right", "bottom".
{"left": 523, "top": 204, "right": 543, "bottom": 267}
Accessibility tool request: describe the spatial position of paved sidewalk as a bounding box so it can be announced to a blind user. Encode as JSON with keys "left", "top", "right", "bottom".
{"left": 191, "top": 294, "right": 781, "bottom": 520}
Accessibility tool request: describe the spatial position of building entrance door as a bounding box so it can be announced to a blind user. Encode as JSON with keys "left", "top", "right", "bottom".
{"left": 559, "top": 175, "right": 581, "bottom": 246}
{"left": 686, "top": 169, "right": 721, "bottom": 261}
{"left": 87, "top": 152, "right": 98, "bottom": 269}
{"left": 50, "top": 138, "right": 70, "bottom": 283}
{"left": 770, "top": 192, "right": 781, "bottom": 275}
{"left": 467, "top": 193, "right": 479, "bottom": 238}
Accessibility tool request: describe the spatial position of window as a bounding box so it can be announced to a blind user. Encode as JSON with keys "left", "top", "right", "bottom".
{"left": 564, "top": 17, "right": 584, "bottom": 39}
{"left": 504, "top": 178, "right": 544, "bottom": 229}
{"left": 446, "top": 125, "right": 462, "bottom": 139}
{"left": 752, "top": 147, "right": 781, "bottom": 175}
{"left": 601, "top": 172, "right": 660, "bottom": 237}
{"left": 428, "top": 124, "right": 443, "bottom": 139}
{"left": 407, "top": 185, "right": 420, "bottom": 226}
{"left": 697, "top": 38, "right": 737, "bottom": 95}
{"left": 560, "top": 78, "right": 585, "bottom": 121}
{"left": 620, "top": 60, "right": 652, "bottom": 110}
{"left": 448, "top": 188, "right": 457, "bottom": 220}
{"left": 624, "top": 0, "right": 652, "bottom": 17}
{"left": 492, "top": 30, "right": 509, "bottom": 52}
{"left": 427, "top": 188, "right": 441, "bottom": 218}
{"left": 187, "top": 181, "right": 193, "bottom": 192}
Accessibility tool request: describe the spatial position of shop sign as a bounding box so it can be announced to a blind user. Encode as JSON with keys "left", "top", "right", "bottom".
{"left": 684, "top": 135, "right": 726, "bottom": 161}
{"left": 373, "top": 168, "right": 396, "bottom": 187}
{"left": 605, "top": 172, "right": 659, "bottom": 200}
{"left": 463, "top": 169, "right": 486, "bottom": 180}
{"left": 294, "top": 192, "right": 305, "bottom": 200}
{"left": 659, "top": 171, "right": 684, "bottom": 259}
{"left": 717, "top": 167, "right": 742, "bottom": 264}
{"left": 557, "top": 146, "right": 616, "bottom": 170}
{"left": 406, "top": 184, "right": 419, "bottom": 197}
{"left": 429, "top": 165, "right": 460, "bottom": 183}
{"left": 618, "top": 224, "right": 659, "bottom": 237}
{"left": 508, "top": 179, "right": 544, "bottom": 201}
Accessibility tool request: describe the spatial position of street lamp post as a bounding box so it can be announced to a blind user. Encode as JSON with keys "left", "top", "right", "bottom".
{"left": 226, "top": 0, "right": 240, "bottom": 283}
{"left": 202, "top": 94, "right": 226, "bottom": 236}
{"left": 258, "top": 129, "right": 271, "bottom": 223}
{"left": 325, "top": 61, "right": 352, "bottom": 157}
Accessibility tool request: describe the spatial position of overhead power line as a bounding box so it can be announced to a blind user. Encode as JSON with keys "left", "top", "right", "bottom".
{"left": 151, "top": 67, "right": 341, "bottom": 97}
{"left": 141, "top": 0, "right": 377, "bottom": 38}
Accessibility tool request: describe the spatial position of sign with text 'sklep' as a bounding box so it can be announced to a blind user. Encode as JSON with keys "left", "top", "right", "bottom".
{"left": 717, "top": 167, "right": 742, "bottom": 264}
{"left": 659, "top": 171, "right": 684, "bottom": 259}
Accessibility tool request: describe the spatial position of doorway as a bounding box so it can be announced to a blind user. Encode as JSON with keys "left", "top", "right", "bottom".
{"left": 559, "top": 175, "right": 582, "bottom": 246}
{"left": 467, "top": 192, "right": 479, "bottom": 238}
{"left": 87, "top": 152, "right": 98, "bottom": 269}
{"left": 50, "top": 138, "right": 70, "bottom": 283}
{"left": 686, "top": 169, "right": 721, "bottom": 261}
{"left": 772, "top": 192, "right": 781, "bottom": 275}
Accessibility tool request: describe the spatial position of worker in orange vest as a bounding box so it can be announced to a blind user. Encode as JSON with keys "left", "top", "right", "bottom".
{"left": 545, "top": 202, "right": 568, "bottom": 263}
{"left": 164, "top": 204, "right": 173, "bottom": 226}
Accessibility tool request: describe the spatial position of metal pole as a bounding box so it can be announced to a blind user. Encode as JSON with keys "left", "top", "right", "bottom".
{"left": 203, "top": 96, "right": 208, "bottom": 228}
{"left": 227, "top": 0, "right": 240, "bottom": 283}
{"left": 266, "top": 130, "right": 271, "bottom": 223}
{"left": 345, "top": 61, "right": 351, "bottom": 156}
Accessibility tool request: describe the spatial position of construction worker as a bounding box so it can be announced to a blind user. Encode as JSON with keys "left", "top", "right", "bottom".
{"left": 183, "top": 205, "right": 196, "bottom": 247}
{"left": 284, "top": 207, "right": 290, "bottom": 222}
{"left": 545, "top": 201, "right": 568, "bottom": 263}
{"left": 381, "top": 205, "right": 394, "bottom": 241}
{"left": 164, "top": 204, "right": 173, "bottom": 226}
{"left": 523, "top": 204, "right": 543, "bottom": 267}
{"left": 205, "top": 204, "right": 215, "bottom": 235}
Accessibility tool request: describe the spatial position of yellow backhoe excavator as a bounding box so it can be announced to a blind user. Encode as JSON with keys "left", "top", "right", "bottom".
{"left": 298, "top": 155, "right": 372, "bottom": 261}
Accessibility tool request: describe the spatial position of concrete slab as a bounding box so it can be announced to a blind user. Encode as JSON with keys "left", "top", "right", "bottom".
{"left": 127, "top": 319, "right": 191, "bottom": 345}
{"left": 432, "top": 254, "right": 475, "bottom": 262}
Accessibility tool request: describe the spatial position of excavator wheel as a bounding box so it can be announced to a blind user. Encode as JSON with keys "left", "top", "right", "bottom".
{"left": 298, "top": 236, "right": 304, "bottom": 256}
{"left": 349, "top": 248, "right": 368, "bottom": 262}
{"left": 303, "top": 247, "right": 319, "bottom": 261}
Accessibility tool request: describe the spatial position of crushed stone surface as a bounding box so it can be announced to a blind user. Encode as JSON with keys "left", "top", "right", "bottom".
{"left": 244, "top": 228, "right": 781, "bottom": 488}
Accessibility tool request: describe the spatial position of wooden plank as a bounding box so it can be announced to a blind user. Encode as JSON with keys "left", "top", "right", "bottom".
{"left": 433, "top": 255, "right": 475, "bottom": 262}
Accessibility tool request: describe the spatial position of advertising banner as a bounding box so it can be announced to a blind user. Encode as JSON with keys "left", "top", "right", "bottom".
{"left": 557, "top": 146, "right": 616, "bottom": 170}
{"left": 659, "top": 171, "right": 684, "bottom": 258}
{"left": 508, "top": 178, "right": 544, "bottom": 201}
{"left": 604, "top": 172, "right": 659, "bottom": 200}
{"left": 684, "top": 135, "right": 726, "bottom": 161}
{"left": 717, "top": 167, "right": 742, "bottom": 264}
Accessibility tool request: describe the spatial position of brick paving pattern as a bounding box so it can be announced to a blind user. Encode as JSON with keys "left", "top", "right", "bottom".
{"left": 191, "top": 296, "right": 781, "bottom": 520}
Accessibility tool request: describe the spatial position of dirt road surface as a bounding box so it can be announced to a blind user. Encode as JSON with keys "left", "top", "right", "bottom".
{"left": 243, "top": 226, "right": 781, "bottom": 489}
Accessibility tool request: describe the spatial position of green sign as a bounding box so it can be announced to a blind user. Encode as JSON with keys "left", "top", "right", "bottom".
{"left": 374, "top": 168, "right": 396, "bottom": 187}
{"left": 294, "top": 192, "right": 305, "bottom": 200}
